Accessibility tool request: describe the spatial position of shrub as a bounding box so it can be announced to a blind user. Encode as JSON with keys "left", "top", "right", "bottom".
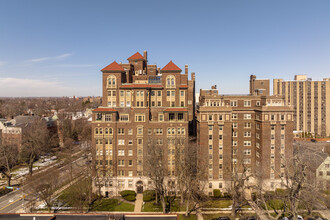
{"left": 123, "top": 194, "right": 136, "bottom": 202}
{"left": 223, "top": 192, "right": 232, "bottom": 198}
{"left": 275, "top": 188, "right": 287, "bottom": 196}
{"left": 120, "top": 190, "right": 136, "bottom": 197}
{"left": 143, "top": 190, "right": 156, "bottom": 202}
{"left": 213, "top": 189, "right": 221, "bottom": 198}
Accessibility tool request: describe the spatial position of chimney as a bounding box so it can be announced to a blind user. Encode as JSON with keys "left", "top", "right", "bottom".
{"left": 191, "top": 72, "right": 195, "bottom": 81}
{"left": 144, "top": 50, "right": 147, "bottom": 61}
{"left": 185, "top": 64, "right": 188, "bottom": 75}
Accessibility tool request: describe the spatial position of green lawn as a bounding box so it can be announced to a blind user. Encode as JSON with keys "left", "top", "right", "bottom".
{"left": 90, "top": 198, "right": 134, "bottom": 211}
{"left": 142, "top": 199, "right": 184, "bottom": 212}
{"left": 203, "top": 199, "right": 232, "bottom": 208}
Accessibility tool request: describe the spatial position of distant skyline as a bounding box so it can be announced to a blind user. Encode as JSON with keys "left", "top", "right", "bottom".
{"left": 1, "top": 0, "right": 330, "bottom": 97}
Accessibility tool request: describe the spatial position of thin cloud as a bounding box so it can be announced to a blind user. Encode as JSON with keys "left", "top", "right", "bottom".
{"left": 56, "top": 64, "right": 96, "bottom": 68}
{"left": 0, "top": 77, "right": 61, "bottom": 88}
{"left": 0, "top": 77, "right": 99, "bottom": 97}
{"left": 0, "top": 61, "right": 8, "bottom": 66}
{"left": 26, "top": 53, "right": 73, "bottom": 63}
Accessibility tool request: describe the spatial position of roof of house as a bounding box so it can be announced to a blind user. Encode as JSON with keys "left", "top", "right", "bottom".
{"left": 127, "top": 52, "right": 144, "bottom": 60}
{"left": 101, "top": 61, "right": 125, "bottom": 72}
{"left": 161, "top": 61, "right": 181, "bottom": 71}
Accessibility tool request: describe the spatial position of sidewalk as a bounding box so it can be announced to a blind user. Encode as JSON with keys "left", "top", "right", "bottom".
{"left": 134, "top": 194, "right": 143, "bottom": 212}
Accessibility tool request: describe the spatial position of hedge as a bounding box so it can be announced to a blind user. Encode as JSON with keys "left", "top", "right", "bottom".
{"left": 143, "top": 190, "right": 156, "bottom": 202}
{"left": 120, "top": 190, "right": 136, "bottom": 197}
{"left": 213, "top": 189, "right": 221, "bottom": 198}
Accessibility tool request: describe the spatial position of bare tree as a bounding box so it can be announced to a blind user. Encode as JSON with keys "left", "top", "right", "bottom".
{"left": 249, "top": 146, "right": 329, "bottom": 220}
{"left": 26, "top": 168, "right": 60, "bottom": 212}
{"left": 145, "top": 140, "right": 169, "bottom": 213}
{"left": 65, "top": 177, "right": 94, "bottom": 212}
{"left": 175, "top": 138, "right": 208, "bottom": 219}
{"left": 229, "top": 164, "right": 252, "bottom": 218}
{"left": 0, "top": 144, "right": 18, "bottom": 186}
{"left": 20, "top": 119, "right": 49, "bottom": 176}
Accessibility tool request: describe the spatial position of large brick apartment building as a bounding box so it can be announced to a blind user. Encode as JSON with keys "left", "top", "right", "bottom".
{"left": 92, "top": 51, "right": 196, "bottom": 196}
{"left": 197, "top": 85, "right": 294, "bottom": 193}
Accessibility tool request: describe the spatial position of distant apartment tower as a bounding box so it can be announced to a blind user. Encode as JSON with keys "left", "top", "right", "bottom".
{"left": 273, "top": 75, "right": 330, "bottom": 137}
{"left": 92, "top": 51, "right": 196, "bottom": 196}
{"left": 197, "top": 86, "right": 294, "bottom": 193}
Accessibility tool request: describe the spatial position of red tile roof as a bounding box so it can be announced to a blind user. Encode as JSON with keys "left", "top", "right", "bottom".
{"left": 179, "top": 85, "right": 189, "bottom": 88}
{"left": 101, "top": 61, "right": 125, "bottom": 72}
{"left": 120, "top": 84, "right": 163, "bottom": 89}
{"left": 164, "top": 108, "right": 188, "bottom": 112}
{"left": 93, "top": 108, "right": 117, "bottom": 112}
{"left": 161, "top": 61, "right": 181, "bottom": 71}
{"left": 127, "top": 52, "right": 144, "bottom": 60}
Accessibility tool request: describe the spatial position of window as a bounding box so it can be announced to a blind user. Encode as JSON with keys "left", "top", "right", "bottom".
{"left": 219, "top": 135, "right": 223, "bottom": 140}
{"left": 166, "top": 75, "right": 176, "bottom": 88}
{"left": 232, "top": 114, "right": 237, "bottom": 119}
{"left": 128, "top": 140, "right": 133, "bottom": 145}
{"left": 243, "top": 149, "right": 251, "bottom": 155}
{"left": 96, "top": 113, "right": 102, "bottom": 121}
{"left": 281, "top": 125, "right": 285, "bottom": 130}
{"left": 219, "top": 125, "right": 223, "bottom": 131}
{"left": 159, "top": 114, "right": 164, "bottom": 121}
{"left": 128, "top": 128, "right": 133, "bottom": 135}
{"left": 230, "top": 101, "right": 237, "bottom": 107}
{"left": 180, "top": 91, "right": 184, "bottom": 96}
{"left": 120, "top": 114, "right": 129, "bottom": 121}
{"left": 208, "top": 115, "right": 213, "bottom": 121}
{"left": 244, "top": 100, "right": 251, "bottom": 107}
{"left": 232, "top": 131, "right": 237, "bottom": 137}
{"left": 118, "top": 150, "right": 125, "bottom": 156}
{"left": 128, "top": 171, "right": 133, "bottom": 177}
{"left": 107, "top": 75, "right": 116, "bottom": 88}
{"left": 118, "top": 139, "right": 125, "bottom": 145}
{"left": 244, "top": 141, "right": 251, "bottom": 146}
{"left": 271, "top": 114, "right": 275, "bottom": 120}
{"left": 118, "top": 160, "right": 124, "bottom": 166}
{"left": 105, "top": 114, "right": 112, "bottom": 121}
{"left": 244, "top": 114, "right": 251, "bottom": 119}
{"left": 178, "top": 113, "right": 184, "bottom": 121}
{"left": 169, "top": 113, "right": 175, "bottom": 121}
{"left": 137, "top": 127, "right": 143, "bottom": 135}
{"left": 118, "top": 128, "right": 124, "bottom": 135}
{"left": 135, "top": 114, "right": 145, "bottom": 122}
{"left": 129, "top": 160, "right": 133, "bottom": 166}
{"left": 219, "top": 114, "right": 223, "bottom": 121}
{"left": 244, "top": 122, "right": 251, "bottom": 128}
{"left": 244, "top": 131, "right": 251, "bottom": 137}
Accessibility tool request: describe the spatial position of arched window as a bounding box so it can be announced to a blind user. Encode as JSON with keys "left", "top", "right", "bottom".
{"left": 109, "top": 128, "right": 113, "bottom": 135}
{"left": 99, "top": 128, "right": 103, "bottom": 134}
{"left": 105, "top": 128, "right": 108, "bottom": 134}
{"left": 166, "top": 75, "right": 175, "bottom": 88}
{"left": 107, "top": 75, "right": 116, "bottom": 88}
{"left": 95, "top": 128, "right": 99, "bottom": 134}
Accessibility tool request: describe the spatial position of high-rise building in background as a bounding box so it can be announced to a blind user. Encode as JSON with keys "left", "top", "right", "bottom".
{"left": 197, "top": 86, "right": 294, "bottom": 193}
{"left": 273, "top": 75, "right": 330, "bottom": 137}
{"left": 92, "top": 51, "right": 196, "bottom": 196}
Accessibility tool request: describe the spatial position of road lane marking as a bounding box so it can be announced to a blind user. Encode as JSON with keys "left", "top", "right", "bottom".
{"left": 0, "top": 196, "right": 22, "bottom": 211}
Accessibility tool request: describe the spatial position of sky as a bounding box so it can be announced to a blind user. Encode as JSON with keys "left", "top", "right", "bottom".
{"left": 0, "top": 0, "right": 330, "bottom": 97}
